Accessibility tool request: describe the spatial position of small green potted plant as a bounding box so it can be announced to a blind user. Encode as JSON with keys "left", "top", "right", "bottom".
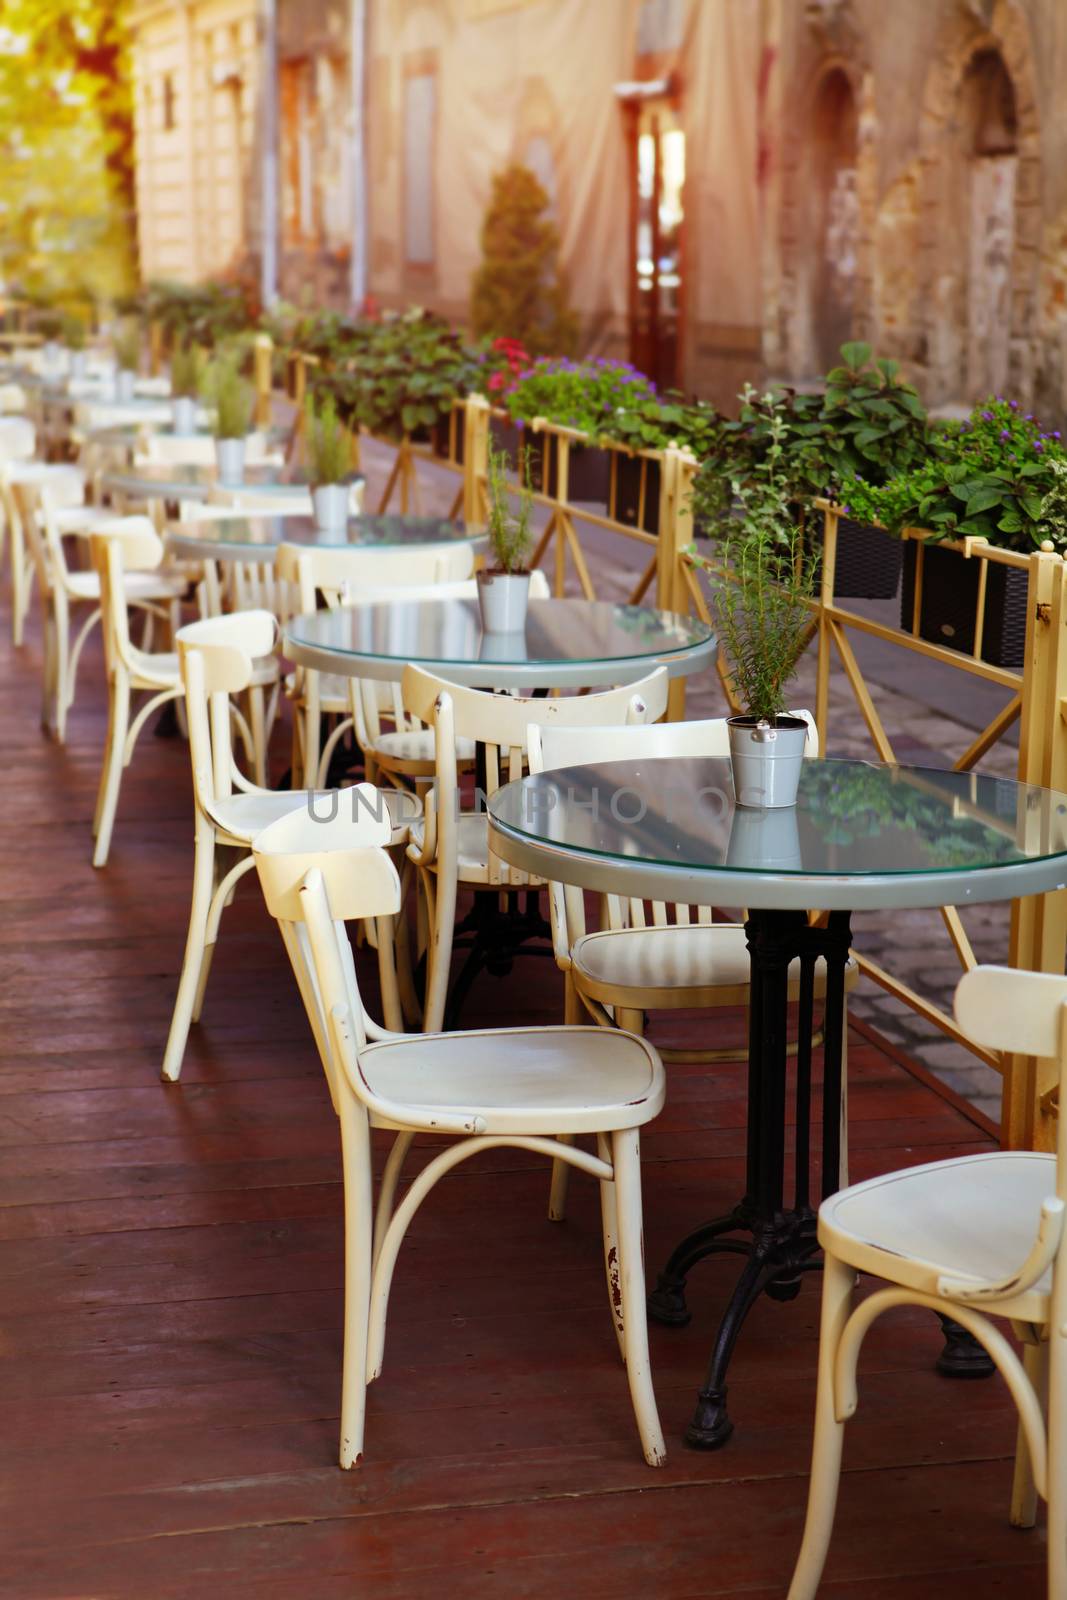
{"left": 694, "top": 413, "right": 817, "bottom": 807}
{"left": 205, "top": 354, "right": 253, "bottom": 484}
{"left": 169, "top": 342, "right": 202, "bottom": 435}
{"left": 477, "top": 439, "right": 535, "bottom": 633}
{"left": 113, "top": 324, "right": 141, "bottom": 402}
{"left": 305, "top": 393, "right": 351, "bottom": 533}
{"left": 61, "top": 314, "right": 88, "bottom": 380}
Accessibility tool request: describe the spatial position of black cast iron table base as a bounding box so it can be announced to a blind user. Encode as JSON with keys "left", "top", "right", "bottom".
{"left": 444, "top": 888, "right": 554, "bottom": 1029}
{"left": 646, "top": 905, "right": 991, "bottom": 1451}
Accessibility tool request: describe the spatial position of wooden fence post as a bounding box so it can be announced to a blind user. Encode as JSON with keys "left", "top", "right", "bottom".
{"left": 1004, "top": 550, "right": 1067, "bottom": 1149}
{"left": 463, "top": 395, "right": 490, "bottom": 529}
{"left": 253, "top": 333, "right": 273, "bottom": 430}
{"left": 659, "top": 447, "right": 698, "bottom": 719}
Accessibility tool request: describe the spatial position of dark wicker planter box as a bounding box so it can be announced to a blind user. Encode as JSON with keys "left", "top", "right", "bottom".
{"left": 431, "top": 413, "right": 465, "bottom": 465}
{"left": 614, "top": 455, "right": 661, "bottom": 535}
{"left": 832, "top": 517, "right": 901, "bottom": 599}
{"left": 493, "top": 425, "right": 609, "bottom": 506}
{"left": 900, "top": 541, "right": 1028, "bottom": 668}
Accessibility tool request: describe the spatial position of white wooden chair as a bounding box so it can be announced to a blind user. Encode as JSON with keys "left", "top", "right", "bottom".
{"left": 88, "top": 518, "right": 187, "bottom": 867}
{"left": 0, "top": 417, "right": 40, "bottom": 643}
{"left": 15, "top": 477, "right": 185, "bottom": 742}
{"left": 274, "top": 540, "right": 476, "bottom": 790}
{"left": 788, "top": 963, "right": 1067, "bottom": 1600}
{"left": 402, "top": 663, "right": 670, "bottom": 1035}
{"left": 138, "top": 431, "right": 283, "bottom": 467}
{"left": 162, "top": 610, "right": 419, "bottom": 1081}
{"left": 252, "top": 802, "right": 667, "bottom": 1469}
{"left": 348, "top": 571, "right": 549, "bottom": 791}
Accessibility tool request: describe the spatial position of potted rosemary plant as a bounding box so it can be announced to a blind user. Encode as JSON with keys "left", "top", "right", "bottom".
{"left": 113, "top": 325, "right": 141, "bottom": 402}
{"left": 477, "top": 439, "right": 535, "bottom": 633}
{"left": 305, "top": 394, "right": 351, "bottom": 533}
{"left": 169, "top": 342, "right": 201, "bottom": 435}
{"left": 695, "top": 415, "right": 817, "bottom": 807}
{"left": 62, "top": 314, "right": 88, "bottom": 380}
{"left": 205, "top": 355, "right": 253, "bottom": 484}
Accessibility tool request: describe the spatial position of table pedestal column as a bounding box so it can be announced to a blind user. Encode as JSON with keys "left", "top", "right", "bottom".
{"left": 648, "top": 906, "right": 852, "bottom": 1450}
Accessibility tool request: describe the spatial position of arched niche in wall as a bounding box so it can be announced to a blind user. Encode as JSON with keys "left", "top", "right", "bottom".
{"left": 806, "top": 66, "right": 859, "bottom": 372}
{"left": 961, "top": 49, "right": 1018, "bottom": 401}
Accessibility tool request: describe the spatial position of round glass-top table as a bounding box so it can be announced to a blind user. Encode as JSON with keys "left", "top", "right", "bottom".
{"left": 103, "top": 460, "right": 282, "bottom": 503}
{"left": 168, "top": 512, "right": 484, "bottom": 564}
{"left": 489, "top": 755, "right": 1067, "bottom": 1448}
{"left": 283, "top": 598, "right": 716, "bottom": 688}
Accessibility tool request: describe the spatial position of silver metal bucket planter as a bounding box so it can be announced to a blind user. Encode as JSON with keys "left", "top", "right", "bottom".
{"left": 171, "top": 396, "right": 197, "bottom": 435}
{"left": 115, "top": 370, "right": 137, "bottom": 403}
{"left": 313, "top": 483, "right": 349, "bottom": 534}
{"left": 727, "top": 715, "right": 809, "bottom": 809}
{"left": 215, "top": 436, "right": 246, "bottom": 485}
{"left": 477, "top": 569, "right": 531, "bottom": 633}
{"left": 68, "top": 351, "right": 88, "bottom": 381}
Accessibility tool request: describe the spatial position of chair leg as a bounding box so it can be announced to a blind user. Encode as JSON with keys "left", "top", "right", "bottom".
{"left": 597, "top": 1132, "right": 626, "bottom": 1360}
{"left": 10, "top": 520, "right": 27, "bottom": 646}
{"left": 52, "top": 592, "right": 70, "bottom": 743}
{"left": 1046, "top": 1321, "right": 1067, "bottom": 1599}
{"left": 610, "top": 1128, "right": 666, "bottom": 1466}
{"left": 1010, "top": 1331, "right": 1046, "bottom": 1529}
{"left": 373, "top": 1131, "right": 415, "bottom": 1272}
{"left": 247, "top": 685, "right": 268, "bottom": 788}
{"left": 548, "top": 975, "right": 584, "bottom": 1222}
{"left": 786, "top": 1252, "right": 857, "bottom": 1600}
{"left": 338, "top": 1098, "right": 374, "bottom": 1469}
{"left": 161, "top": 830, "right": 216, "bottom": 1081}
{"left": 39, "top": 602, "right": 57, "bottom": 733}
{"left": 92, "top": 670, "right": 130, "bottom": 868}
{"left": 374, "top": 914, "right": 405, "bottom": 1032}
{"left": 421, "top": 866, "right": 456, "bottom": 1035}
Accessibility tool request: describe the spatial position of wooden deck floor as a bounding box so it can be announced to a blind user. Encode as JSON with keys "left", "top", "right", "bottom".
{"left": 0, "top": 592, "right": 1047, "bottom": 1599}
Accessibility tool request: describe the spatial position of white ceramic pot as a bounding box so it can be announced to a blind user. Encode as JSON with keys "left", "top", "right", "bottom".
{"left": 115, "top": 370, "right": 136, "bottom": 403}
{"left": 477, "top": 569, "right": 531, "bottom": 633}
{"left": 313, "top": 483, "right": 349, "bottom": 534}
{"left": 725, "top": 803, "right": 803, "bottom": 871}
{"left": 171, "top": 396, "right": 197, "bottom": 435}
{"left": 215, "top": 436, "right": 246, "bottom": 485}
{"left": 727, "top": 715, "right": 809, "bottom": 809}
{"left": 69, "top": 351, "right": 88, "bottom": 381}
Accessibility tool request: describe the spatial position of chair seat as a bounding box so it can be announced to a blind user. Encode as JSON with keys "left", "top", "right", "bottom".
{"left": 53, "top": 505, "right": 118, "bottom": 534}
{"left": 371, "top": 727, "right": 476, "bottom": 771}
{"left": 819, "top": 1149, "right": 1057, "bottom": 1322}
{"left": 359, "top": 1024, "right": 665, "bottom": 1136}
{"left": 572, "top": 922, "right": 858, "bottom": 1009}
{"left": 210, "top": 783, "right": 418, "bottom": 848}
{"left": 66, "top": 570, "right": 187, "bottom": 603}
{"left": 409, "top": 811, "right": 539, "bottom": 885}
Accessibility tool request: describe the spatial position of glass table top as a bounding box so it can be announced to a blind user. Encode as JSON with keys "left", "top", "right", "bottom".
{"left": 168, "top": 513, "right": 478, "bottom": 559}
{"left": 103, "top": 461, "right": 284, "bottom": 498}
{"left": 488, "top": 757, "right": 1067, "bottom": 911}
{"left": 283, "top": 599, "right": 716, "bottom": 686}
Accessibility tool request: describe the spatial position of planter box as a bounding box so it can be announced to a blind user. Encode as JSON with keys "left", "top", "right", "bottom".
{"left": 614, "top": 455, "right": 661, "bottom": 535}
{"left": 832, "top": 518, "right": 901, "bottom": 599}
{"left": 431, "top": 413, "right": 465, "bottom": 465}
{"left": 900, "top": 541, "right": 1028, "bottom": 668}
{"left": 489, "top": 419, "right": 609, "bottom": 505}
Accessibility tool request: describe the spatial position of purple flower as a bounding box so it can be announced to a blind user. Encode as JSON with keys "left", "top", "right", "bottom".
{"left": 1027, "top": 414, "right": 1035, "bottom": 422}
{"left": 1055, "top": 431, "right": 1062, "bottom": 440}
{"left": 1000, "top": 429, "right": 1010, "bottom": 439}
{"left": 1011, "top": 400, "right": 1019, "bottom": 410}
{"left": 982, "top": 410, "right": 993, "bottom": 421}
{"left": 1035, "top": 440, "right": 1045, "bottom": 452}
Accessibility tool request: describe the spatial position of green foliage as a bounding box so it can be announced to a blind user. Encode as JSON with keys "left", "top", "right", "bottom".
{"left": 507, "top": 357, "right": 657, "bottom": 436}
{"left": 313, "top": 309, "right": 481, "bottom": 440}
{"left": 691, "top": 410, "right": 817, "bottom": 721}
{"left": 130, "top": 281, "right": 255, "bottom": 349}
{"left": 839, "top": 397, "right": 1067, "bottom": 553}
{"left": 169, "top": 342, "right": 202, "bottom": 400}
{"left": 0, "top": 0, "right": 135, "bottom": 301}
{"left": 304, "top": 394, "right": 350, "bottom": 487}
{"left": 113, "top": 323, "right": 140, "bottom": 373}
{"left": 60, "top": 313, "right": 87, "bottom": 350}
{"left": 485, "top": 440, "right": 534, "bottom": 574}
{"left": 204, "top": 355, "right": 252, "bottom": 441}
{"left": 470, "top": 165, "right": 578, "bottom": 358}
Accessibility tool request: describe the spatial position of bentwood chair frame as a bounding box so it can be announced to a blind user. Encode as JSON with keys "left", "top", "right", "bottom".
{"left": 402, "top": 662, "right": 670, "bottom": 1035}
{"left": 788, "top": 963, "right": 1067, "bottom": 1599}
{"left": 252, "top": 803, "right": 667, "bottom": 1470}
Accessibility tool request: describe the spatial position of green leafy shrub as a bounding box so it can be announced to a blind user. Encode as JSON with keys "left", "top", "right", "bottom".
{"left": 169, "top": 341, "right": 202, "bottom": 399}
{"left": 113, "top": 323, "right": 140, "bottom": 373}
{"left": 61, "top": 313, "right": 87, "bottom": 351}
{"left": 506, "top": 357, "right": 657, "bottom": 435}
{"left": 470, "top": 164, "right": 578, "bottom": 358}
{"left": 314, "top": 309, "right": 481, "bottom": 440}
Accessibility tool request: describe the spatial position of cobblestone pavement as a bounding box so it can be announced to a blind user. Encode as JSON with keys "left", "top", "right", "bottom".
{"left": 355, "top": 438, "right": 1022, "bottom": 1125}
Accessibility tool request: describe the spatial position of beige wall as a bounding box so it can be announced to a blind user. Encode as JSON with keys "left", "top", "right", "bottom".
{"left": 130, "top": 0, "right": 261, "bottom": 284}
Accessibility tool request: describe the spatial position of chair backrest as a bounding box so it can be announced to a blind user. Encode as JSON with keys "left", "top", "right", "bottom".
{"left": 275, "top": 539, "right": 475, "bottom": 612}
{"left": 402, "top": 663, "right": 669, "bottom": 887}
{"left": 10, "top": 470, "right": 88, "bottom": 593}
{"left": 0, "top": 384, "right": 27, "bottom": 415}
{"left": 527, "top": 712, "right": 818, "bottom": 948}
{"left": 176, "top": 610, "right": 278, "bottom": 808}
{"left": 253, "top": 803, "right": 401, "bottom": 1098}
{"left": 955, "top": 965, "right": 1067, "bottom": 1186}
{"left": 0, "top": 417, "right": 35, "bottom": 463}
{"left": 140, "top": 431, "right": 279, "bottom": 467}
{"left": 88, "top": 517, "right": 165, "bottom": 675}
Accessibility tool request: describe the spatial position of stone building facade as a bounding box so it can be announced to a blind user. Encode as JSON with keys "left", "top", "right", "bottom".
{"left": 127, "top": 0, "right": 1067, "bottom": 418}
